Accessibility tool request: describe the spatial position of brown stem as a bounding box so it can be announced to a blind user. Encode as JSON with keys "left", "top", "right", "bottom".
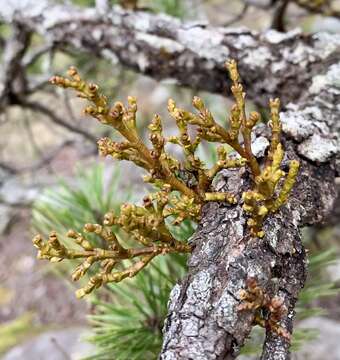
{"left": 271, "top": 0, "right": 291, "bottom": 32}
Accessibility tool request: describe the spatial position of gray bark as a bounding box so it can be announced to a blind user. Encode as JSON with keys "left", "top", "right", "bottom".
{"left": 1, "top": 2, "right": 340, "bottom": 359}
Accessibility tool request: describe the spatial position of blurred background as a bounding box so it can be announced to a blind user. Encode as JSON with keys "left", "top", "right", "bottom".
{"left": 1, "top": 0, "right": 340, "bottom": 359}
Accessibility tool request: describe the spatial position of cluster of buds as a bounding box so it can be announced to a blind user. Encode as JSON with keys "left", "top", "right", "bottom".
{"left": 33, "top": 59, "right": 300, "bottom": 297}
{"left": 238, "top": 277, "right": 291, "bottom": 340}
{"left": 33, "top": 195, "right": 191, "bottom": 298}
{"left": 242, "top": 99, "right": 300, "bottom": 238}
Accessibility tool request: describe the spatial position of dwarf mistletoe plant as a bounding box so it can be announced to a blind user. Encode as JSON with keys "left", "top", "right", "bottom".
{"left": 32, "top": 60, "right": 299, "bottom": 299}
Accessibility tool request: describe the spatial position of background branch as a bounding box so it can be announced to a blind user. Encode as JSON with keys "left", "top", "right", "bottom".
{"left": 1, "top": 1, "right": 339, "bottom": 109}
{"left": 20, "top": 100, "right": 98, "bottom": 145}
{"left": 271, "top": 0, "right": 291, "bottom": 31}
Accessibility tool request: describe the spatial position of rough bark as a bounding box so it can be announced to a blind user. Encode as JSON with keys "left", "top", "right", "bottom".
{"left": 1, "top": 2, "right": 340, "bottom": 359}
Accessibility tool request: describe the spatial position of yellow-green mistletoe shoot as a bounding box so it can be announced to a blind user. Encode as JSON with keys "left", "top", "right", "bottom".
{"left": 32, "top": 60, "right": 299, "bottom": 298}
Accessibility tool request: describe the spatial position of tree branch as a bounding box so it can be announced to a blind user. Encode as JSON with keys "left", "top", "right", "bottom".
{"left": 1, "top": 1, "right": 340, "bottom": 108}
{"left": 19, "top": 100, "right": 98, "bottom": 144}
{"left": 0, "top": 21, "right": 31, "bottom": 109}
{"left": 0, "top": 139, "right": 74, "bottom": 175}
{"left": 271, "top": 0, "right": 291, "bottom": 32}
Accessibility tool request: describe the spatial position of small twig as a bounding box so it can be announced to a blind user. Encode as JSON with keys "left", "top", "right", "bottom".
{"left": 50, "top": 337, "right": 72, "bottom": 360}
{"left": 0, "top": 22, "right": 31, "bottom": 108}
{"left": 0, "top": 162, "right": 18, "bottom": 175}
{"left": 22, "top": 110, "right": 55, "bottom": 174}
{"left": 0, "top": 139, "right": 74, "bottom": 175}
{"left": 20, "top": 99, "right": 98, "bottom": 144}
{"left": 224, "top": 3, "right": 249, "bottom": 27}
{"left": 61, "top": 90, "right": 80, "bottom": 126}
{"left": 271, "top": 0, "right": 291, "bottom": 32}
{"left": 23, "top": 43, "right": 54, "bottom": 67}
{"left": 27, "top": 75, "right": 53, "bottom": 94}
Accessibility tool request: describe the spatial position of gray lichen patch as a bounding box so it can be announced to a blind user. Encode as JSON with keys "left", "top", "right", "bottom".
{"left": 264, "top": 219, "right": 284, "bottom": 252}
{"left": 281, "top": 42, "right": 315, "bottom": 66}
{"left": 242, "top": 46, "right": 273, "bottom": 69}
{"left": 202, "top": 234, "right": 226, "bottom": 260}
{"left": 181, "top": 317, "right": 202, "bottom": 337}
{"left": 309, "top": 62, "right": 340, "bottom": 95}
{"left": 135, "top": 33, "right": 184, "bottom": 53}
{"left": 251, "top": 136, "right": 270, "bottom": 158}
{"left": 167, "top": 284, "right": 182, "bottom": 312}
{"left": 113, "top": 6, "right": 151, "bottom": 31}
{"left": 224, "top": 33, "right": 258, "bottom": 50}
{"left": 182, "top": 269, "right": 213, "bottom": 314}
{"left": 1, "top": 0, "right": 47, "bottom": 23}
{"left": 214, "top": 290, "right": 240, "bottom": 331}
{"left": 313, "top": 32, "right": 340, "bottom": 60}
{"left": 177, "top": 27, "right": 230, "bottom": 63}
{"left": 298, "top": 133, "right": 338, "bottom": 163}
{"left": 262, "top": 29, "right": 301, "bottom": 44}
{"left": 45, "top": 4, "right": 96, "bottom": 29}
{"left": 280, "top": 107, "right": 316, "bottom": 142}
